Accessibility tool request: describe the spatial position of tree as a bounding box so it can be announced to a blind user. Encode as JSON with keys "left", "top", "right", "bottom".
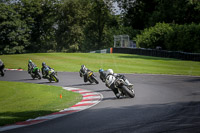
{"left": 17, "top": 0, "right": 58, "bottom": 53}
{"left": 82, "top": 0, "right": 116, "bottom": 51}
{"left": 0, "top": 3, "right": 29, "bottom": 54}
{"left": 115, "top": 0, "right": 200, "bottom": 30}
{"left": 55, "top": 0, "right": 91, "bottom": 52}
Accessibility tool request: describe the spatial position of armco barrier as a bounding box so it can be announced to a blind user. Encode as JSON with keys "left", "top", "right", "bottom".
{"left": 113, "top": 48, "right": 200, "bottom": 61}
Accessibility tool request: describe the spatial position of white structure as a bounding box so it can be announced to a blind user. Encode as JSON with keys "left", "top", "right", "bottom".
{"left": 114, "top": 35, "right": 130, "bottom": 48}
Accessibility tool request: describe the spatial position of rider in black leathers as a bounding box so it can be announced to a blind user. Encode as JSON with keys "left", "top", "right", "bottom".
{"left": 79, "top": 65, "right": 91, "bottom": 82}
{"left": 0, "top": 59, "right": 5, "bottom": 76}
{"left": 99, "top": 68, "right": 133, "bottom": 98}
{"left": 28, "top": 60, "right": 36, "bottom": 74}
{"left": 41, "top": 62, "right": 51, "bottom": 78}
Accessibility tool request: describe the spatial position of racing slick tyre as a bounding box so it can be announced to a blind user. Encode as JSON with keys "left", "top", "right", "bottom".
{"left": 121, "top": 85, "right": 135, "bottom": 98}
{"left": 92, "top": 75, "right": 99, "bottom": 84}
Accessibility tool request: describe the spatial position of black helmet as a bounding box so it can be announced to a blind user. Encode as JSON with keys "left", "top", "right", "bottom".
{"left": 42, "top": 62, "right": 46, "bottom": 67}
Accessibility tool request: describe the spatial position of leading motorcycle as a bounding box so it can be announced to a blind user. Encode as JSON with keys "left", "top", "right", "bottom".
{"left": 105, "top": 74, "right": 135, "bottom": 98}
{"left": 0, "top": 63, "right": 5, "bottom": 77}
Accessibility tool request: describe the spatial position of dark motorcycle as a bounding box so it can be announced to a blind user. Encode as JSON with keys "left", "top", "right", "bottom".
{"left": 0, "top": 63, "right": 5, "bottom": 77}
{"left": 30, "top": 67, "right": 41, "bottom": 79}
{"left": 105, "top": 75, "right": 135, "bottom": 98}
{"left": 87, "top": 71, "right": 99, "bottom": 84}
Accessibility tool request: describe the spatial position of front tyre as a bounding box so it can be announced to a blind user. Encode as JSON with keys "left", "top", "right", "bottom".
{"left": 31, "top": 74, "right": 35, "bottom": 79}
{"left": 1, "top": 72, "right": 4, "bottom": 77}
{"left": 92, "top": 75, "right": 99, "bottom": 84}
{"left": 121, "top": 85, "right": 135, "bottom": 98}
{"left": 52, "top": 75, "right": 59, "bottom": 82}
{"left": 36, "top": 71, "right": 41, "bottom": 79}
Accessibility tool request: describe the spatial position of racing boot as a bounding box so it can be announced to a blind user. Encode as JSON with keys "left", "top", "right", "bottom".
{"left": 125, "top": 79, "right": 133, "bottom": 87}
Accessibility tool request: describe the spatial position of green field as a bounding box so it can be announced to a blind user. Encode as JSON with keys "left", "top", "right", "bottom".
{"left": 0, "top": 53, "right": 200, "bottom": 76}
{"left": 0, "top": 81, "right": 82, "bottom": 126}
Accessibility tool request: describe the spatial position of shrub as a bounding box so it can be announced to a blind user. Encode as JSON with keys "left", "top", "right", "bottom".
{"left": 135, "top": 22, "right": 200, "bottom": 53}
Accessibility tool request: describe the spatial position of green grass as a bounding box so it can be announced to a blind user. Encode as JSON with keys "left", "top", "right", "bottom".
{"left": 0, "top": 81, "right": 82, "bottom": 126}
{"left": 0, "top": 53, "right": 200, "bottom": 76}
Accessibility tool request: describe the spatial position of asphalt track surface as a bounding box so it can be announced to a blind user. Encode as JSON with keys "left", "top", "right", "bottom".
{"left": 1, "top": 71, "right": 200, "bottom": 133}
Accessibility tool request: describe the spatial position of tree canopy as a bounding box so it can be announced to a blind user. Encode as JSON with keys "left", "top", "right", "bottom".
{"left": 0, "top": 0, "right": 200, "bottom": 54}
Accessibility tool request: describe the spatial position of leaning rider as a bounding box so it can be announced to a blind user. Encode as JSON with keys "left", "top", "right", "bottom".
{"left": 99, "top": 68, "right": 108, "bottom": 82}
{"left": 41, "top": 62, "right": 51, "bottom": 78}
{"left": 0, "top": 59, "right": 5, "bottom": 74}
{"left": 99, "top": 69, "right": 133, "bottom": 98}
{"left": 79, "top": 65, "right": 90, "bottom": 82}
{"left": 28, "top": 60, "right": 36, "bottom": 74}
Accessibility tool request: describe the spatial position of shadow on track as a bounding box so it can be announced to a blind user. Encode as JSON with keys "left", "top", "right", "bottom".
{"left": 0, "top": 110, "right": 55, "bottom": 127}
{"left": 84, "top": 101, "right": 200, "bottom": 133}
{"left": 14, "top": 79, "right": 39, "bottom": 81}
{"left": 95, "top": 89, "right": 112, "bottom": 93}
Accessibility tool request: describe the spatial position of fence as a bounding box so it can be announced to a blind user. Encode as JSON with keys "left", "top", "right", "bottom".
{"left": 113, "top": 48, "right": 200, "bottom": 61}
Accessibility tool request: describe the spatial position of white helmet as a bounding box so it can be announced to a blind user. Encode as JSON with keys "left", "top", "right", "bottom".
{"left": 107, "top": 69, "right": 114, "bottom": 75}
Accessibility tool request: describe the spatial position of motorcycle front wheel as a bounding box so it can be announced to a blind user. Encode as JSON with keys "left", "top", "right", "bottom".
{"left": 36, "top": 71, "right": 41, "bottom": 79}
{"left": 1, "top": 72, "right": 4, "bottom": 77}
{"left": 121, "top": 85, "right": 135, "bottom": 98}
{"left": 92, "top": 75, "right": 99, "bottom": 84}
{"left": 51, "top": 75, "right": 59, "bottom": 82}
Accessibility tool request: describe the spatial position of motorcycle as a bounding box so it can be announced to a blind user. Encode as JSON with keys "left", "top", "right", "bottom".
{"left": 105, "top": 75, "right": 135, "bottom": 98}
{"left": 80, "top": 70, "right": 99, "bottom": 84}
{"left": 0, "top": 64, "right": 5, "bottom": 77}
{"left": 45, "top": 68, "right": 59, "bottom": 82}
{"left": 87, "top": 71, "right": 99, "bottom": 84}
{"left": 30, "top": 67, "right": 41, "bottom": 79}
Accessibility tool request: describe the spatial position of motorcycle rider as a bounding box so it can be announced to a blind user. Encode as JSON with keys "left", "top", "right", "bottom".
{"left": 99, "top": 68, "right": 133, "bottom": 98}
{"left": 41, "top": 62, "right": 51, "bottom": 78}
{"left": 0, "top": 59, "right": 5, "bottom": 76}
{"left": 79, "top": 65, "right": 90, "bottom": 82}
{"left": 99, "top": 68, "right": 108, "bottom": 82}
{"left": 28, "top": 60, "right": 36, "bottom": 74}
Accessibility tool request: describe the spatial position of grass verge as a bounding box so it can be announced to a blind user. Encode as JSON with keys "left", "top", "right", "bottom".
{"left": 0, "top": 53, "right": 200, "bottom": 76}
{"left": 0, "top": 81, "right": 82, "bottom": 126}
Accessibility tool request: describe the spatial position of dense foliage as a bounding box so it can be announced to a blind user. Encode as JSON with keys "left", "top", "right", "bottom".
{"left": 135, "top": 23, "right": 200, "bottom": 53}
{"left": 0, "top": 0, "right": 200, "bottom": 54}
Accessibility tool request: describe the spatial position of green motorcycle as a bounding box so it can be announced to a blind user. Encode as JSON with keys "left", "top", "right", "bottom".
{"left": 30, "top": 67, "right": 41, "bottom": 79}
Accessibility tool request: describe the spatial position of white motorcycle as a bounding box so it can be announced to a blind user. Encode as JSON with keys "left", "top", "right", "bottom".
{"left": 105, "top": 74, "right": 135, "bottom": 98}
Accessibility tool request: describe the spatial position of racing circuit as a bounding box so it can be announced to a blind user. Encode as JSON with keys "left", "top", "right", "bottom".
{"left": 1, "top": 70, "right": 200, "bottom": 133}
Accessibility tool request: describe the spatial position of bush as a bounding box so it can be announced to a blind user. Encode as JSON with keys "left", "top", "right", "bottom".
{"left": 135, "top": 23, "right": 173, "bottom": 49}
{"left": 135, "top": 22, "right": 200, "bottom": 53}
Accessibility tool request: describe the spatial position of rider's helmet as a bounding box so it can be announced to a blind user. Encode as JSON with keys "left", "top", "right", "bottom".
{"left": 42, "top": 62, "right": 46, "bottom": 67}
{"left": 81, "top": 65, "right": 87, "bottom": 71}
{"left": 81, "top": 65, "right": 85, "bottom": 69}
{"left": 99, "top": 68, "right": 104, "bottom": 73}
{"left": 29, "top": 60, "right": 32, "bottom": 63}
{"left": 107, "top": 69, "right": 114, "bottom": 75}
